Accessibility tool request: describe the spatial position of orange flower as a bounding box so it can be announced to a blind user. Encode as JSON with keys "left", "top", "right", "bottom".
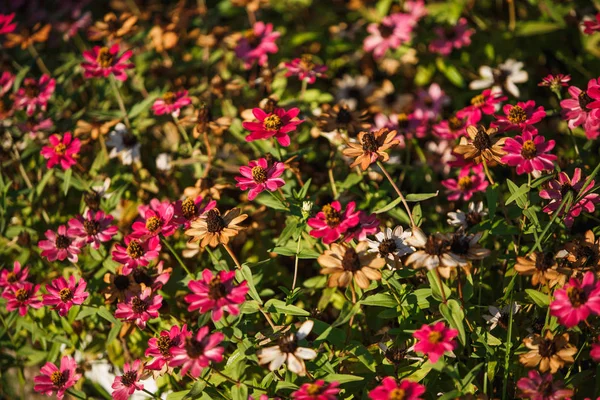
{"left": 88, "top": 12, "right": 138, "bottom": 42}
{"left": 74, "top": 119, "right": 119, "bottom": 140}
{"left": 5, "top": 23, "right": 51, "bottom": 49}
{"left": 454, "top": 125, "right": 506, "bottom": 166}
{"left": 318, "top": 242, "right": 385, "bottom": 289}
{"left": 342, "top": 128, "right": 399, "bottom": 170}
{"left": 519, "top": 331, "right": 576, "bottom": 373}
{"left": 185, "top": 208, "right": 247, "bottom": 248}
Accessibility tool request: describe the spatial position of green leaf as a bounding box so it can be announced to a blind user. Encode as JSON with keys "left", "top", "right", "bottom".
{"left": 62, "top": 168, "right": 73, "bottom": 196}
{"left": 439, "top": 299, "right": 467, "bottom": 346}
{"left": 36, "top": 169, "right": 54, "bottom": 196}
{"left": 107, "top": 321, "right": 122, "bottom": 345}
{"left": 264, "top": 299, "right": 309, "bottom": 316}
{"left": 427, "top": 270, "right": 451, "bottom": 303}
{"left": 505, "top": 179, "right": 529, "bottom": 208}
{"left": 128, "top": 92, "right": 159, "bottom": 119}
{"left": 255, "top": 193, "right": 289, "bottom": 211}
{"left": 323, "top": 374, "right": 363, "bottom": 383}
{"left": 184, "top": 380, "right": 207, "bottom": 400}
{"left": 359, "top": 293, "right": 397, "bottom": 308}
{"left": 230, "top": 384, "right": 248, "bottom": 400}
{"left": 237, "top": 265, "right": 263, "bottom": 305}
{"left": 97, "top": 306, "right": 118, "bottom": 324}
{"left": 332, "top": 302, "right": 362, "bottom": 328}
{"left": 436, "top": 58, "right": 465, "bottom": 87}
{"left": 515, "top": 21, "right": 563, "bottom": 36}
{"left": 525, "top": 289, "right": 550, "bottom": 308}
{"left": 486, "top": 184, "right": 499, "bottom": 220}
{"left": 404, "top": 192, "right": 439, "bottom": 202}
{"left": 374, "top": 196, "right": 403, "bottom": 214}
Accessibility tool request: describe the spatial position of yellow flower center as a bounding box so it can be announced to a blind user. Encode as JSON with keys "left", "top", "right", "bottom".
{"left": 389, "top": 388, "right": 406, "bottom": 400}
{"left": 59, "top": 288, "right": 73, "bottom": 302}
{"left": 299, "top": 54, "right": 315, "bottom": 70}
{"left": 448, "top": 115, "right": 464, "bottom": 131}
{"left": 126, "top": 240, "right": 144, "bottom": 259}
{"left": 163, "top": 91, "right": 175, "bottom": 104}
{"left": 145, "top": 216, "right": 162, "bottom": 233}
{"left": 458, "top": 176, "right": 472, "bottom": 190}
{"left": 306, "top": 383, "right": 322, "bottom": 395}
{"left": 181, "top": 198, "right": 197, "bottom": 220}
{"left": 263, "top": 115, "right": 283, "bottom": 131}
{"left": 50, "top": 371, "right": 68, "bottom": 387}
{"left": 470, "top": 94, "right": 485, "bottom": 107}
{"left": 54, "top": 143, "right": 67, "bottom": 155}
{"left": 428, "top": 330, "right": 442, "bottom": 344}
{"left": 322, "top": 204, "right": 341, "bottom": 227}
{"left": 567, "top": 286, "right": 587, "bottom": 308}
{"left": 15, "top": 288, "right": 28, "bottom": 302}
{"left": 361, "top": 132, "right": 380, "bottom": 152}
{"left": 507, "top": 105, "right": 527, "bottom": 124}
{"left": 520, "top": 140, "right": 537, "bottom": 159}
{"left": 251, "top": 165, "right": 267, "bottom": 183}
{"left": 96, "top": 47, "right": 114, "bottom": 68}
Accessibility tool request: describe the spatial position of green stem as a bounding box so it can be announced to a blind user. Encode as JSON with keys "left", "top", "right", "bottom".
{"left": 161, "top": 237, "right": 194, "bottom": 278}
{"left": 28, "top": 44, "right": 51, "bottom": 76}
{"left": 502, "top": 290, "right": 515, "bottom": 400}
{"left": 482, "top": 159, "right": 495, "bottom": 185}
{"left": 109, "top": 75, "right": 131, "bottom": 128}
{"left": 291, "top": 234, "right": 302, "bottom": 291}
{"left": 172, "top": 114, "right": 195, "bottom": 155}
{"left": 376, "top": 161, "right": 416, "bottom": 228}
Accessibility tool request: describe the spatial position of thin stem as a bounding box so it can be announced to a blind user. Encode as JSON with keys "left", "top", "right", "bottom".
{"left": 28, "top": 45, "right": 51, "bottom": 75}
{"left": 161, "top": 237, "right": 194, "bottom": 278}
{"left": 173, "top": 114, "right": 194, "bottom": 154}
{"left": 272, "top": 138, "right": 284, "bottom": 161}
{"left": 109, "top": 75, "right": 131, "bottom": 128}
{"left": 13, "top": 149, "right": 33, "bottom": 189}
{"left": 328, "top": 166, "right": 338, "bottom": 199}
{"left": 377, "top": 161, "right": 416, "bottom": 228}
{"left": 259, "top": 306, "right": 277, "bottom": 331}
{"left": 435, "top": 269, "right": 448, "bottom": 304}
{"left": 482, "top": 159, "right": 495, "bottom": 185}
{"left": 507, "top": 0, "right": 516, "bottom": 32}
{"left": 223, "top": 243, "right": 243, "bottom": 270}
{"left": 291, "top": 234, "right": 302, "bottom": 290}
{"left": 502, "top": 290, "right": 515, "bottom": 400}
{"left": 141, "top": 388, "right": 159, "bottom": 399}
{"left": 299, "top": 79, "right": 308, "bottom": 101}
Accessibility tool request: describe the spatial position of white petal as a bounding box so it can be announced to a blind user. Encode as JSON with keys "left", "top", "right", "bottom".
{"left": 296, "top": 320, "right": 314, "bottom": 340}
{"left": 295, "top": 347, "right": 317, "bottom": 360}
{"left": 286, "top": 354, "right": 305, "bottom": 376}
{"left": 269, "top": 353, "right": 287, "bottom": 372}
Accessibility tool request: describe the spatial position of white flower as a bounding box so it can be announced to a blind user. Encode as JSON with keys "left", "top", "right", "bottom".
{"left": 447, "top": 201, "right": 488, "bottom": 228}
{"left": 367, "top": 226, "right": 415, "bottom": 268}
{"left": 106, "top": 123, "right": 141, "bottom": 165}
{"left": 469, "top": 59, "right": 528, "bottom": 97}
{"left": 483, "top": 302, "right": 520, "bottom": 330}
{"left": 257, "top": 320, "right": 317, "bottom": 376}
{"left": 334, "top": 74, "right": 374, "bottom": 110}
{"left": 156, "top": 153, "right": 172, "bottom": 171}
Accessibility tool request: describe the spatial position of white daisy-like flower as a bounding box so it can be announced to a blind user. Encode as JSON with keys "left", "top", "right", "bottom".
{"left": 106, "top": 122, "right": 141, "bottom": 165}
{"left": 469, "top": 59, "right": 528, "bottom": 97}
{"left": 257, "top": 320, "right": 317, "bottom": 377}
{"left": 334, "top": 74, "right": 374, "bottom": 110}
{"left": 156, "top": 153, "right": 172, "bottom": 171}
{"left": 84, "top": 177, "right": 113, "bottom": 212}
{"left": 447, "top": 201, "right": 488, "bottom": 229}
{"left": 367, "top": 226, "right": 415, "bottom": 268}
{"left": 483, "top": 302, "right": 520, "bottom": 330}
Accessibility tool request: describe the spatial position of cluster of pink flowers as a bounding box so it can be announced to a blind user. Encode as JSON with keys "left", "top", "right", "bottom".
{"left": 442, "top": 164, "right": 488, "bottom": 201}
{"left": 429, "top": 18, "right": 474, "bottom": 56}
{"left": 560, "top": 77, "right": 600, "bottom": 139}
{"left": 308, "top": 200, "right": 379, "bottom": 244}
{"left": 368, "top": 377, "right": 425, "bottom": 400}
{"left": 235, "top": 21, "right": 280, "bottom": 69}
{"left": 284, "top": 56, "right": 327, "bottom": 84}
{"left": 550, "top": 272, "right": 600, "bottom": 328}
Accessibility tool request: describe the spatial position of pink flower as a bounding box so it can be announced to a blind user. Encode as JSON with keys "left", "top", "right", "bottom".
{"left": 583, "top": 14, "right": 600, "bottom": 35}
{"left": 38, "top": 225, "right": 84, "bottom": 263}
{"left": 145, "top": 324, "right": 190, "bottom": 371}
{"left": 151, "top": 90, "right": 191, "bottom": 117}
{"left": 307, "top": 201, "right": 361, "bottom": 244}
{"left": 550, "top": 272, "right": 600, "bottom": 328}
{"left": 363, "top": 13, "right": 414, "bottom": 59}
{"left": 185, "top": 269, "right": 249, "bottom": 321}
{"left": 292, "top": 380, "right": 340, "bottom": 400}
{"left": 235, "top": 158, "right": 286, "bottom": 200}
{"left": 591, "top": 339, "right": 600, "bottom": 362}
{"left": 0, "top": 261, "right": 29, "bottom": 291}
{"left": 457, "top": 89, "right": 506, "bottom": 125}
{"left": 501, "top": 131, "right": 556, "bottom": 175}
{"left": 442, "top": 165, "right": 488, "bottom": 202}
{"left": 433, "top": 115, "right": 468, "bottom": 140}
{"left": 413, "top": 321, "right": 458, "bottom": 363}
{"left": 429, "top": 18, "right": 474, "bottom": 56}
{"left": 538, "top": 74, "right": 571, "bottom": 89}
{"left": 13, "top": 74, "right": 55, "bottom": 116}
{"left": 111, "top": 360, "right": 144, "bottom": 400}
{"left": 67, "top": 209, "right": 118, "bottom": 249}
{"left": 81, "top": 44, "right": 134, "bottom": 81}
{"left": 344, "top": 212, "right": 379, "bottom": 242}
{"left": 368, "top": 377, "right": 425, "bottom": 400}
{"left": 169, "top": 326, "right": 225, "bottom": 378}
{"left": 404, "top": 0, "right": 427, "bottom": 22}
{"left": 493, "top": 100, "right": 546, "bottom": 133}
{"left": 112, "top": 235, "right": 161, "bottom": 275}
{"left": 284, "top": 56, "right": 327, "bottom": 84}
{"left": 413, "top": 83, "right": 448, "bottom": 123}
{"left": 539, "top": 168, "right": 600, "bottom": 228}
{"left": 40, "top": 132, "right": 81, "bottom": 171}
{"left": 235, "top": 22, "right": 280, "bottom": 69}
{"left": 115, "top": 287, "right": 162, "bottom": 329}
{"left": 243, "top": 107, "right": 303, "bottom": 147}
{"left": 516, "top": 370, "right": 573, "bottom": 400}
{"left": 131, "top": 198, "right": 178, "bottom": 239}
{"left": 0, "top": 13, "right": 17, "bottom": 35}
{"left": 34, "top": 356, "right": 81, "bottom": 400}
{"left": 560, "top": 80, "right": 600, "bottom": 140}
{"left": 2, "top": 282, "right": 42, "bottom": 316}
{"left": 0, "top": 71, "right": 14, "bottom": 96}
{"left": 173, "top": 196, "right": 216, "bottom": 228}
{"left": 43, "top": 276, "right": 89, "bottom": 317}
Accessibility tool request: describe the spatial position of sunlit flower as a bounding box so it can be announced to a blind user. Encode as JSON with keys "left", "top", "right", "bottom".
{"left": 173, "top": 196, "right": 216, "bottom": 228}
{"left": 111, "top": 359, "right": 144, "bottom": 400}
{"left": 493, "top": 101, "right": 546, "bottom": 133}
{"left": 538, "top": 74, "right": 571, "bottom": 90}
{"left": 363, "top": 13, "right": 414, "bottom": 59}
{"left": 81, "top": 44, "right": 134, "bottom": 81}
{"left": 13, "top": 74, "right": 55, "bottom": 116}
{"left": 316, "top": 103, "right": 370, "bottom": 135}
{"left": 559, "top": 230, "right": 600, "bottom": 270}
{"left": 40, "top": 132, "right": 80, "bottom": 171}
{"left": 0, "top": 13, "right": 17, "bottom": 35}
{"left": 446, "top": 231, "right": 491, "bottom": 267}
{"left": 454, "top": 125, "right": 506, "bottom": 166}
{"left": 517, "top": 370, "right": 573, "bottom": 400}
{"left": 235, "top": 21, "right": 280, "bottom": 69}
{"left": 519, "top": 331, "right": 576, "bottom": 373}
{"left": 292, "top": 380, "right": 340, "bottom": 400}
{"left": 74, "top": 119, "right": 120, "bottom": 141}
{"left": 151, "top": 90, "right": 191, "bottom": 117}
{"left": 87, "top": 12, "right": 138, "bottom": 42}
{"left": 308, "top": 201, "right": 360, "bottom": 244}
{"left": 447, "top": 201, "right": 487, "bottom": 229}
{"left": 583, "top": 13, "right": 600, "bottom": 35}
{"left": 2, "top": 282, "right": 42, "bottom": 316}
{"left": 112, "top": 235, "right": 161, "bottom": 275}
{"left": 106, "top": 123, "right": 141, "bottom": 165}
{"left": 115, "top": 287, "right": 163, "bottom": 329}
{"left": 413, "top": 322, "right": 458, "bottom": 363}
{"left": 169, "top": 326, "right": 225, "bottom": 378}
{"left": 243, "top": 107, "right": 303, "bottom": 147}
{"left": 4, "top": 23, "right": 51, "bottom": 49}
{"left": 368, "top": 377, "right": 425, "bottom": 400}
{"left": 132, "top": 198, "right": 178, "bottom": 239}
{"left": 284, "top": 55, "right": 327, "bottom": 84}
{"left": 405, "top": 228, "right": 459, "bottom": 277}
{"left": 235, "top": 158, "right": 286, "bottom": 200}
{"left": 33, "top": 356, "right": 81, "bottom": 400}
{"left": 318, "top": 242, "right": 385, "bottom": 289}
{"left": 366, "top": 226, "right": 414, "bottom": 267}
{"left": 342, "top": 128, "right": 399, "bottom": 170}
{"left": 457, "top": 88, "right": 506, "bottom": 126}
{"left": 185, "top": 269, "right": 248, "bottom": 321}
{"left": 501, "top": 131, "right": 556, "bottom": 176}
{"left": 483, "top": 302, "right": 520, "bottom": 330}
{"left": 67, "top": 209, "right": 118, "bottom": 249}
{"left": 185, "top": 208, "right": 248, "bottom": 248}
{"left": 442, "top": 165, "right": 488, "bottom": 201}
{"left": 42, "top": 276, "right": 89, "bottom": 317}
{"left": 429, "top": 18, "right": 474, "bottom": 56}
{"left": 550, "top": 272, "right": 600, "bottom": 328}
{"left": 433, "top": 115, "right": 468, "bottom": 140}
{"left": 470, "top": 59, "right": 528, "bottom": 97}
{"left": 0, "top": 261, "right": 30, "bottom": 291}
{"left": 515, "top": 252, "right": 566, "bottom": 288}
{"left": 38, "top": 225, "right": 84, "bottom": 263}
{"left": 560, "top": 80, "right": 600, "bottom": 140}
{"left": 102, "top": 272, "right": 141, "bottom": 304}
{"left": 344, "top": 211, "right": 380, "bottom": 242}
{"left": 145, "top": 324, "right": 190, "bottom": 372}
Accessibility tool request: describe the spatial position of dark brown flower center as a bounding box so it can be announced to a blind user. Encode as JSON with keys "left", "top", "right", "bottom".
{"left": 389, "top": 388, "right": 406, "bottom": 400}
{"left": 50, "top": 370, "right": 68, "bottom": 387}
{"left": 507, "top": 105, "right": 527, "bottom": 124}
{"left": 162, "top": 91, "right": 175, "bottom": 104}
{"left": 122, "top": 132, "right": 138, "bottom": 147}
{"left": 567, "top": 286, "right": 587, "bottom": 308}
{"left": 120, "top": 371, "right": 137, "bottom": 387}
{"left": 15, "top": 288, "right": 28, "bottom": 302}
{"left": 538, "top": 338, "right": 556, "bottom": 358}
{"left": 157, "top": 335, "right": 173, "bottom": 357}
{"left": 385, "top": 347, "right": 406, "bottom": 364}
{"left": 97, "top": 47, "right": 114, "bottom": 68}
{"left": 341, "top": 247, "right": 361, "bottom": 272}
{"left": 84, "top": 220, "right": 100, "bottom": 235}
{"left": 59, "top": 288, "right": 73, "bottom": 302}
{"left": 520, "top": 140, "right": 537, "bottom": 159}
{"left": 208, "top": 276, "right": 228, "bottom": 300}
{"left": 397, "top": 113, "right": 409, "bottom": 129}
{"left": 54, "top": 143, "right": 66, "bottom": 155}
{"left": 448, "top": 115, "right": 464, "bottom": 131}
{"left": 379, "top": 238, "right": 397, "bottom": 257}
{"left": 185, "top": 337, "right": 206, "bottom": 358}
{"left": 361, "top": 132, "right": 380, "bottom": 153}
{"left": 336, "top": 106, "right": 352, "bottom": 124}
{"left": 576, "top": 243, "right": 598, "bottom": 265}
{"left": 466, "top": 211, "right": 482, "bottom": 226}
{"left": 457, "top": 176, "right": 472, "bottom": 191}
{"left": 131, "top": 296, "right": 148, "bottom": 314}
{"left": 535, "top": 252, "right": 555, "bottom": 271}
{"left": 6, "top": 272, "right": 16, "bottom": 283}
{"left": 424, "top": 235, "right": 449, "bottom": 256}
{"left": 450, "top": 234, "right": 470, "bottom": 255}
{"left": 181, "top": 198, "right": 197, "bottom": 220}
{"left": 473, "top": 127, "right": 492, "bottom": 151}
{"left": 114, "top": 275, "right": 131, "bottom": 290}
{"left": 560, "top": 183, "right": 576, "bottom": 198}
{"left": 25, "top": 82, "right": 39, "bottom": 98}
{"left": 379, "top": 23, "right": 395, "bottom": 38}
{"left": 322, "top": 204, "right": 341, "bottom": 227}
{"left": 84, "top": 190, "right": 101, "bottom": 211}
{"left": 263, "top": 114, "right": 282, "bottom": 131}
{"left": 244, "top": 29, "right": 259, "bottom": 47}
{"left": 206, "top": 209, "right": 226, "bottom": 233}
{"left": 470, "top": 94, "right": 485, "bottom": 107}
{"left": 55, "top": 235, "right": 71, "bottom": 249}
{"left": 126, "top": 240, "right": 144, "bottom": 259}
{"left": 278, "top": 333, "right": 298, "bottom": 354}
{"left": 579, "top": 91, "right": 593, "bottom": 110}
{"left": 133, "top": 268, "right": 153, "bottom": 287}
{"left": 252, "top": 166, "right": 267, "bottom": 183}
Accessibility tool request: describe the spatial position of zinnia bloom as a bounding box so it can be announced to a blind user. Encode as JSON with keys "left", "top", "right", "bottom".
{"left": 185, "top": 208, "right": 248, "bottom": 248}
{"left": 363, "top": 13, "right": 414, "bottom": 59}
{"left": 235, "top": 158, "right": 286, "bottom": 200}
{"left": 40, "top": 132, "right": 81, "bottom": 170}
{"left": 81, "top": 44, "right": 134, "bottom": 81}
{"left": 366, "top": 226, "right": 414, "bottom": 267}
{"left": 67, "top": 209, "right": 118, "bottom": 249}
{"left": 560, "top": 80, "right": 600, "bottom": 140}
{"left": 591, "top": 339, "right": 600, "bottom": 362}
{"left": 0, "top": 13, "right": 17, "bottom": 35}
{"left": 106, "top": 123, "right": 141, "bottom": 165}
{"left": 550, "top": 271, "right": 600, "bottom": 328}
{"left": 13, "top": 74, "right": 55, "bottom": 116}
{"left": 538, "top": 74, "right": 571, "bottom": 90}
{"left": 413, "top": 322, "right": 458, "bottom": 363}
{"left": 151, "top": 90, "right": 191, "bottom": 117}
{"left": 112, "top": 235, "right": 161, "bottom": 275}
{"left": 493, "top": 100, "right": 546, "bottom": 133}
{"left": 284, "top": 55, "right": 327, "bottom": 84}
{"left": 517, "top": 370, "right": 573, "bottom": 400}
{"left": 145, "top": 324, "right": 190, "bottom": 371}
{"left": 114, "top": 287, "right": 163, "bottom": 329}
{"left": 0, "top": 261, "right": 30, "bottom": 290}
{"left": 469, "top": 59, "right": 528, "bottom": 97}
{"left": 173, "top": 196, "right": 216, "bottom": 228}
{"left": 42, "top": 276, "right": 89, "bottom": 317}
{"left": 441, "top": 165, "right": 488, "bottom": 201}
{"left": 235, "top": 21, "right": 280, "bottom": 69}
{"left": 539, "top": 168, "right": 600, "bottom": 228}
{"left": 514, "top": 252, "right": 566, "bottom": 288}
{"left": 318, "top": 242, "right": 386, "bottom": 289}
{"left": 185, "top": 269, "right": 249, "bottom": 321}
{"left": 2, "top": 282, "right": 42, "bottom": 316}
{"left": 169, "top": 326, "right": 225, "bottom": 378}
{"left": 38, "top": 225, "right": 84, "bottom": 263}
{"left": 292, "top": 380, "right": 340, "bottom": 400}
{"left": 559, "top": 230, "right": 600, "bottom": 270}
{"left": 457, "top": 89, "right": 506, "bottom": 126}
{"left": 454, "top": 125, "right": 507, "bottom": 166}
{"left": 308, "top": 201, "right": 361, "bottom": 244}
{"left": 111, "top": 359, "right": 144, "bottom": 400}
{"left": 405, "top": 228, "right": 458, "bottom": 275}
{"left": 368, "top": 377, "right": 425, "bottom": 400}
{"left": 342, "top": 128, "right": 399, "bottom": 170}
{"left": 501, "top": 131, "right": 556, "bottom": 176}
{"left": 519, "top": 331, "right": 576, "bottom": 373}
{"left": 131, "top": 198, "right": 178, "bottom": 239}
{"left": 243, "top": 107, "right": 303, "bottom": 147}
{"left": 583, "top": 13, "right": 600, "bottom": 35}
{"left": 428, "top": 18, "right": 474, "bottom": 56}
{"left": 33, "top": 356, "right": 81, "bottom": 400}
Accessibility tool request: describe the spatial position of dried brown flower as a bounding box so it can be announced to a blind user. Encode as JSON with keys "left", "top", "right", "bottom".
{"left": 185, "top": 208, "right": 247, "bottom": 248}
{"left": 317, "top": 103, "right": 370, "bottom": 135}
{"left": 342, "top": 128, "right": 399, "bottom": 170}
{"left": 454, "top": 125, "right": 507, "bottom": 166}
{"left": 87, "top": 12, "right": 138, "bottom": 42}
{"left": 515, "top": 251, "right": 567, "bottom": 287}
{"left": 519, "top": 331, "right": 576, "bottom": 373}
{"left": 318, "top": 242, "right": 385, "bottom": 289}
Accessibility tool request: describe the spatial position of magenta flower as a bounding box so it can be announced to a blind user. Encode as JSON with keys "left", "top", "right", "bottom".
{"left": 0, "top": 13, "right": 17, "bottom": 35}
{"left": 13, "top": 74, "right": 55, "bottom": 116}
{"left": 169, "top": 326, "right": 225, "bottom": 378}
{"left": 38, "top": 225, "right": 84, "bottom": 263}
{"left": 235, "top": 158, "right": 286, "bottom": 200}
{"left": 145, "top": 324, "right": 190, "bottom": 371}
{"left": 112, "top": 235, "right": 161, "bottom": 275}
{"left": 538, "top": 74, "right": 571, "bottom": 89}
{"left": 539, "top": 168, "right": 600, "bottom": 228}
{"left": 442, "top": 165, "right": 488, "bottom": 202}
{"left": 550, "top": 272, "right": 600, "bottom": 328}
{"left": 34, "top": 356, "right": 81, "bottom": 400}
{"left": 404, "top": 0, "right": 427, "bottom": 22}
{"left": 516, "top": 370, "right": 573, "bottom": 400}
{"left": 413, "top": 321, "right": 458, "bottom": 363}
{"left": 243, "top": 107, "right": 303, "bottom": 147}
{"left": 493, "top": 100, "right": 546, "bottom": 133}
{"left": 292, "top": 380, "right": 340, "bottom": 400}
{"left": 115, "top": 287, "right": 163, "bottom": 329}
{"left": 583, "top": 13, "right": 600, "bottom": 35}
{"left": 433, "top": 115, "right": 468, "bottom": 140}
{"left": 591, "top": 339, "right": 600, "bottom": 362}
{"left": 368, "top": 377, "right": 425, "bottom": 400}
{"left": 151, "top": 90, "right": 191, "bottom": 117}
{"left": 284, "top": 56, "right": 327, "bottom": 84}
{"left": 429, "top": 18, "right": 474, "bottom": 56}
{"left": 40, "top": 132, "right": 81, "bottom": 171}
{"left": 185, "top": 269, "right": 249, "bottom": 321}
{"left": 307, "top": 201, "right": 361, "bottom": 244}
{"left": 413, "top": 83, "right": 448, "bottom": 123}
{"left": 363, "top": 13, "right": 414, "bottom": 59}
{"left": 111, "top": 359, "right": 144, "bottom": 400}
{"left": 501, "top": 131, "right": 556, "bottom": 176}
{"left": 131, "top": 198, "right": 178, "bottom": 239}
{"left": 42, "top": 276, "right": 89, "bottom": 317}
{"left": 81, "top": 44, "right": 134, "bottom": 81}
{"left": 173, "top": 196, "right": 216, "bottom": 228}
{"left": 67, "top": 209, "right": 118, "bottom": 250}
{"left": 344, "top": 211, "right": 379, "bottom": 242}
{"left": 0, "top": 71, "right": 14, "bottom": 96}
{"left": 457, "top": 89, "right": 506, "bottom": 125}
{"left": 2, "top": 282, "right": 42, "bottom": 316}
{"left": 0, "top": 261, "right": 29, "bottom": 291}
{"left": 560, "top": 80, "right": 600, "bottom": 140}
{"left": 235, "top": 21, "right": 280, "bottom": 69}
